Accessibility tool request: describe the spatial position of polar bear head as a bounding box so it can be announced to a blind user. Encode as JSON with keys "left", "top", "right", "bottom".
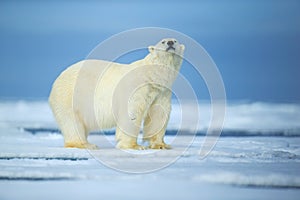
{"left": 148, "top": 38, "right": 185, "bottom": 57}
{"left": 147, "top": 38, "right": 185, "bottom": 67}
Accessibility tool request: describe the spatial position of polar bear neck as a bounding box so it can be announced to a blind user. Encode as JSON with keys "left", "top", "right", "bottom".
{"left": 137, "top": 52, "right": 183, "bottom": 90}
{"left": 144, "top": 53, "right": 183, "bottom": 71}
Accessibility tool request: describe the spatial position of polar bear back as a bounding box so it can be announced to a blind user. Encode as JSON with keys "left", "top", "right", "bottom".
{"left": 49, "top": 60, "right": 129, "bottom": 131}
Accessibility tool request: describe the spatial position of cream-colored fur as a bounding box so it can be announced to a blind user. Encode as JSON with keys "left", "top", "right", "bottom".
{"left": 49, "top": 38, "right": 185, "bottom": 149}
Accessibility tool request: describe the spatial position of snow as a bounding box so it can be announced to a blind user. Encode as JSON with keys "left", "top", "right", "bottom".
{"left": 0, "top": 100, "right": 300, "bottom": 199}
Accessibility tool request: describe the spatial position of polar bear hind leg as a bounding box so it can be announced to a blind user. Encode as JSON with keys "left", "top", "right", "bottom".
{"left": 54, "top": 109, "right": 98, "bottom": 150}
{"left": 65, "top": 114, "right": 98, "bottom": 149}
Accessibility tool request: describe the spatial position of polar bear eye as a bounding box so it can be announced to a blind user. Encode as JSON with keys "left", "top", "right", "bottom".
{"left": 162, "top": 41, "right": 166, "bottom": 44}
{"left": 174, "top": 40, "right": 177, "bottom": 43}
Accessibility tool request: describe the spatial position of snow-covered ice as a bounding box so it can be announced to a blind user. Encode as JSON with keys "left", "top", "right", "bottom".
{"left": 0, "top": 100, "right": 300, "bottom": 199}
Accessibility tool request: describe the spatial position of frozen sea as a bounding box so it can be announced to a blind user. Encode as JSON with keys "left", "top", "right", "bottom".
{"left": 0, "top": 100, "right": 300, "bottom": 200}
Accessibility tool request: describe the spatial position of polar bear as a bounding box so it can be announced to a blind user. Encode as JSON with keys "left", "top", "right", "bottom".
{"left": 49, "top": 38, "right": 185, "bottom": 150}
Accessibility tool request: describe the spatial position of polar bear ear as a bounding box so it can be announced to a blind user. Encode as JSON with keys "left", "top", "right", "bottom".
{"left": 180, "top": 44, "right": 185, "bottom": 51}
{"left": 148, "top": 45, "right": 155, "bottom": 53}
{"left": 179, "top": 44, "right": 185, "bottom": 56}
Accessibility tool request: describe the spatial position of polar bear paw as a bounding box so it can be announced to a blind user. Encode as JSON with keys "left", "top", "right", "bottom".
{"left": 149, "top": 143, "right": 172, "bottom": 150}
{"left": 65, "top": 142, "right": 99, "bottom": 150}
{"left": 117, "top": 143, "right": 146, "bottom": 150}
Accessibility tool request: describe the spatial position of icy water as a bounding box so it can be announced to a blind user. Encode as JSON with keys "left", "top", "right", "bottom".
{"left": 0, "top": 101, "right": 300, "bottom": 200}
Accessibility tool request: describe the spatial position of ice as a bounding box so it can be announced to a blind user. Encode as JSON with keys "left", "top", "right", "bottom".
{"left": 0, "top": 100, "right": 56, "bottom": 129}
{"left": 1, "top": 100, "right": 300, "bottom": 134}
{"left": 223, "top": 102, "right": 300, "bottom": 131}
{"left": 193, "top": 172, "right": 300, "bottom": 188}
{"left": 1, "top": 100, "right": 300, "bottom": 199}
{"left": 170, "top": 101, "right": 300, "bottom": 133}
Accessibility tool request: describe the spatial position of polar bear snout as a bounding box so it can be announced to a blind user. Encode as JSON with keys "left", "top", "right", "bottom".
{"left": 166, "top": 40, "right": 175, "bottom": 52}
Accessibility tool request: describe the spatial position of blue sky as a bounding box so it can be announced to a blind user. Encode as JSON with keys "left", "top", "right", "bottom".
{"left": 0, "top": 0, "right": 299, "bottom": 102}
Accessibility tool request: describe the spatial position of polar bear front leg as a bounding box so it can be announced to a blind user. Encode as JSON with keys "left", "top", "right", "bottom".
{"left": 115, "top": 127, "right": 145, "bottom": 150}
{"left": 143, "top": 102, "right": 171, "bottom": 149}
{"left": 114, "top": 96, "right": 148, "bottom": 150}
{"left": 115, "top": 112, "right": 145, "bottom": 150}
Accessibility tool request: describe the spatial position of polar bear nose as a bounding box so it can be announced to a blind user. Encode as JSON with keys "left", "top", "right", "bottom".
{"left": 167, "top": 40, "right": 174, "bottom": 46}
